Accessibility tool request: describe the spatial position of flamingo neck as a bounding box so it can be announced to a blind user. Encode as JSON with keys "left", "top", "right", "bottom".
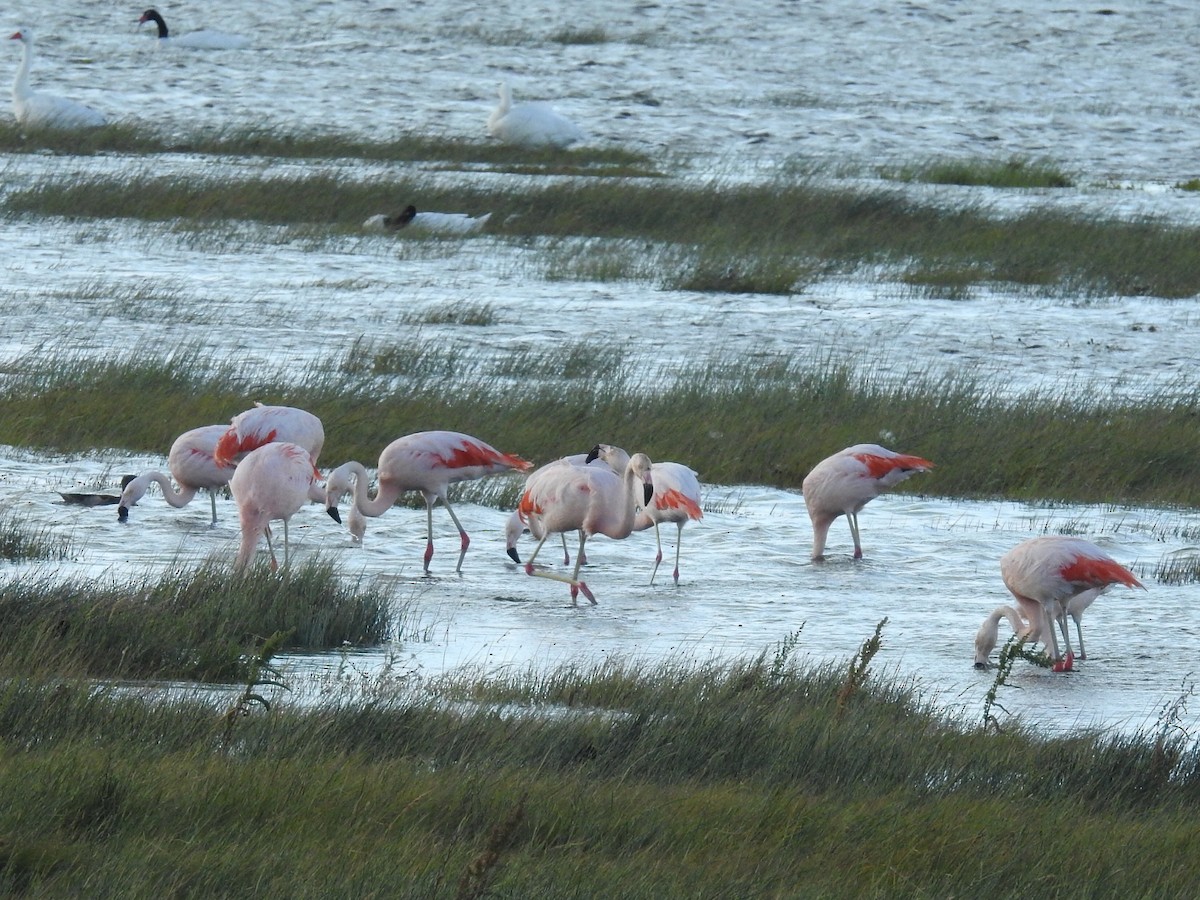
{"left": 149, "top": 471, "right": 199, "bottom": 509}
{"left": 347, "top": 462, "right": 403, "bottom": 517}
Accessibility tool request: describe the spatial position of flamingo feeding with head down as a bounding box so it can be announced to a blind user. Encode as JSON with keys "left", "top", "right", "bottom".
{"left": 214, "top": 403, "right": 324, "bottom": 469}
{"left": 505, "top": 452, "right": 613, "bottom": 567}
{"left": 487, "top": 82, "right": 584, "bottom": 149}
{"left": 999, "top": 535, "right": 1144, "bottom": 672}
{"left": 137, "top": 9, "right": 250, "bottom": 49}
{"left": 9, "top": 28, "right": 107, "bottom": 129}
{"left": 324, "top": 430, "right": 533, "bottom": 574}
{"left": 230, "top": 442, "right": 325, "bottom": 572}
{"left": 973, "top": 588, "right": 1099, "bottom": 669}
{"left": 516, "top": 447, "right": 654, "bottom": 604}
{"left": 585, "top": 444, "right": 703, "bottom": 585}
{"left": 117, "top": 424, "right": 231, "bottom": 525}
{"left": 802, "top": 443, "right": 934, "bottom": 560}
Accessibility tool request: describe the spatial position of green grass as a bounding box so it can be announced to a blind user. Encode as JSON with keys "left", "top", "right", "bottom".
{"left": 9, "top": 167, "right": 1200, "bottom": 297}
{"left": 2, "top": 346, "right": 1199, "bottom": 510}
{"left": 883, "top": 156, "right": 1075, "bottom": 188}
{"left": 0, "top": 632, "right": 1196, "bottom": 896}
{"left": 0, "top": 559, "right": 393, "bottom": 682}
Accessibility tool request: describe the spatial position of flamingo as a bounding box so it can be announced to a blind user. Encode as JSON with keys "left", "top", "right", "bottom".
{"left": 999, "top": 535, "right": 1144, "bottom": 672}
{"left": 363, "top": 205, "right": 492, "bottom": 235}
{"left": 9, "top": 28, "right": 107, "bottom": 130}
{"left": 505, "top": 452, "right": 617, "bottom": 566}
{"left": 973, "top": 589, "right": 1099, "bottom": 668}
{"left": 213, "top": 403, "right": 324, "bottom": 469}
{"left": 802, "top": 443, "right": 934, "bottom": 560}
{"left": 324, "top": 430, "right": 533, "bottom": 574}
{"left": 230, "top": 442, "right": 325, "bottom": 572}
{"left": 487, "top": 82, "right": 585, "bottom": 149}
{"left": 516, "top": 448, "right": 654, "bottom": 604}
{"left": 584, "top": 444, "right": 704, "bottom": 585}
{"left": 117, "top": 424, "right": 231, "bottom": 524}
{"left": 138, "top": 9, "right": 250, "bottom": 50}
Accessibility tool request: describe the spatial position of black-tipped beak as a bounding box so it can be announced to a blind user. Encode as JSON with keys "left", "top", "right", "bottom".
{"left": 327, "top": 506, "right": 342, "bottom": 524}
{"left": 643, "top": 484, "right": 654, "bottom": 505}
{"left": 117, "top": 505, "right": 129, "bottom": 521}
{"left": 973, "top": 661, "right": 989, "bottom": 670}
{"left": 585, "top": 444, "right": 602, "bottom": 464}
{"left": 507, "top": 548, "right": 522, "bottom": 564}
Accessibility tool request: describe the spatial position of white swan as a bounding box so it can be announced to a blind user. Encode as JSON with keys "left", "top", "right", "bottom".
{"left": 363, "top": 204, "right": 492, "bottom": 235}
{"left": 138, "top": 9, "right": 250, "bottom": 50}
{"left": 9, "top": 28, "right": 107, "bottom": 129}
{"left": 487, "top": 82, "right": 584, "bottom": 149}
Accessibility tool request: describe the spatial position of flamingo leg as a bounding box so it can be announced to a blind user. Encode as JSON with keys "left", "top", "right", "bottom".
{"left": 208, "top": 489, "right": 218, "bottom": 526}
{"left": 847, "top": 512, "right": 863, "bottom": 559}
{"left": 263, "top": 524, "right": 278, "bottom": 572}
{"left": 282, "top": 518, "right": 291, "bottom": 572}
{"left": 1073, "top": 616, "right": 1087, "bottom": 660}
{"left": 437, "top": 496, "right": 471, "bottom": 574}
{"left": 422, "top": 499, "right": 436, "bottom": 574}
{"left": 649, "top": 521, "right": 664, "bottom": 585}
{"left": 560, "top": 533, "right": 571, "bottom": 565}
{"left": 672, "top": 521, "right": 685, "bottom": 585}
{"left": 525, "top": 532, "right": 597, "bottom": 605}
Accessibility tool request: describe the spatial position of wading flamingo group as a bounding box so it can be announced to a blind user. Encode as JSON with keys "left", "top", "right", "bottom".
{"left": 802, "top": 443, "right": 934, "bottom": 560}
{"left": 10, "top": 28, "right": 107, "bottom": 129}
{"left": 998, "top": 535, "right": 1144, "bottom": 672}
{"left": 214, "top": 403, "right": 324, "bottom": 469}
{"left": 324, "top": 431, "right": 532, "bottom": 574}
{"left": 973, "top": 588, "right": 1099, "bottom": 668}
{"left": 138, "top": 9, "right": 250, "bottom": 49}
{"left": 487, "top": 82, "right": 584, "bottom": 149}
{"left": 230, "top": 442, "right": 325, "bottom": 573}
{"left": 118, "top": 424, "right": 231, "bottom": 525}
{"left": 516, "top": 447, "right": 654, "bottom": 604}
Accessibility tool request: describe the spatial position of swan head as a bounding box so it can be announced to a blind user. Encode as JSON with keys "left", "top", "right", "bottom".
{"left": 383, "top": 205, "right": 417, "bottom": 230}
{"left": 138, "top": 10, "right": 169, "bottom": 38}
{"left": 9, "top": 27, "right": 32, "bottom": 45}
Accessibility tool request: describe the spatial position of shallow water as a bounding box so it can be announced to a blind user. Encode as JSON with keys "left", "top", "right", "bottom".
{"left": 3, "top": 0, "right": 1200, "bottom": 737}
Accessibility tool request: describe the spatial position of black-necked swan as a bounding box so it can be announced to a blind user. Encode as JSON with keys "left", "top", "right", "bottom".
{"left": 363, "top": 205, "right": 492, "bottom": 235}
{"left": 9, "top": 28, "right": 107, "bottom": 129}
{"left": 138, "top": 9, "right": 250, "bottom": 50}
{"left": 487, "top": 82, "right": 584, "bottom": 149}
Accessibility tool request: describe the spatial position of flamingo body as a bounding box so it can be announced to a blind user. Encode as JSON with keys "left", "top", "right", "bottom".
{"left": 517, "top": 449, "right": 654, "bottom": 604}
{"left": 138, "top": 10, "right": 250, "bottom": 49}
{"left": 487, "top": 82, "right": 584, "bottom": 149}
{"left": 999, "top": 536, "right": 1143, "bottom": 672}
{"left": 325, "top": 430, "right": 532, "bottom": 573}
{"left": 506, "top": 453, "right": 612, "bottom": 566}
{"left": 230, "top": 442, "right": 324, "bottom": 572}
{"left": 9, "top": 29, "right": 106, "bottom": 129}
{"left": 118, "top": 424, "right": 230, "bottom": 524}
{"left": 364, "top": 205, "right": 492, "bottom": 235}
{"left": 802, "top": 443, "right": 934, "bottom": 560}
{"left": 214, "top": 403, "right": 324, "bottom": 468}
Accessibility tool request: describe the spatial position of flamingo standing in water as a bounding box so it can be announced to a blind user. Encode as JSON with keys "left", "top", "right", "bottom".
{"left": 505, "top": 452, "right": 613, "bottom": 566}
{"left": 9, "top": 28, "right": 107, "bottom": 129}
{"left": 324, "top": 430, "right": 533, "bottom": 574}
{"left": 999, "top": 535, "right": 1144, "bottom": 672}
{"left": 230, "top": 442, "right": 325, "bottom": 572}
{"left": 585, "top": 444, "right": 703, "bottom": 585}
{"left": 214, "top": 403, "right": 324, "bottom": 469}
{"left": 973, "top": 589, "right": 1099, "bottom": 668}
{"left": 487, "top": 82, "right": 584, "bottom": 149}
{"left": 516, "top": 448, "right": 654, "bottom": 604}
{"left": 118, "top": 424, "right": 230, "bottom": 524}
{"left": 802, "top": 443, "right": 934, "bottom": 560}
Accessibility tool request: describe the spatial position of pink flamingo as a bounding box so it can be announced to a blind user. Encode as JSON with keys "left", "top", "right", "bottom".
{"left": 973, "top": 589, "right": 1099, "bottom": 668}
{"left": 230, "top": 442, "right": 325, "bottom": 572}
{"left": 213, "top": 403, "right": 324, "bottom": 468}
{"left": 802, "top": 443, "right": 934, "bottom": 560}
{"left": 516, "top": 449, "right": 654, "bottom": 604}
{"left": 117, "top": 424, "right": 230, "bottom": 524}
{"left": 999, "top": 535, "right": 1144, "bottom": 672}
{"left": 584, "top": 444, "right": 703, "bottom": 585}
{"left": 505, "top": 452, "right": 612, "bottom": 566}
{"left": 324, "top": 430, "right": 533, "bottom": 574}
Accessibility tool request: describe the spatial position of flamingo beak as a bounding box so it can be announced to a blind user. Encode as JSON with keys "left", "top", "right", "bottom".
{"left": 507, "top": 548, "right": 522, "bottom": 564}
{"left": 643, "top": 483, "right": 654, "bottom": 506}
{"left": 117, "top": 505, "right": 129, "bottom": 521}
{"left": 327, "top": 506, "right": 342, "bottom": 524}
{"left": 585, "top": 444, "right": 603, "bottom": 464}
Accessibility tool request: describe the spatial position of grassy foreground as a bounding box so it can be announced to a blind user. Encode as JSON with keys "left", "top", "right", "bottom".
{"left": 0, "top": 628, "right": 1197, "bottom": 897}
{"left": 3, "top": 348, "right": 1200, "bottom": 509}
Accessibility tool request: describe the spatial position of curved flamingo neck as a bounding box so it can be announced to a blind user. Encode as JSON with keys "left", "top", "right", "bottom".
{"left": 147, "top": 471, "right": 200, "bottom": 509}
{"left": 347, "top": 462, "right": 403, "bottom": 517}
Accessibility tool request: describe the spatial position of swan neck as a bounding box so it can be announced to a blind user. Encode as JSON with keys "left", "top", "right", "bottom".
{"left": 13, "top": 39, "right": 31, "bottom": 101}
